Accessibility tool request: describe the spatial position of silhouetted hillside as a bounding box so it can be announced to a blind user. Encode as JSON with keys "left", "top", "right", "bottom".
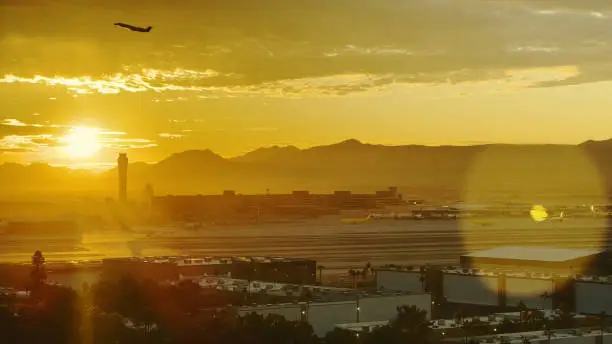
{"left": 231, "top": 145, "right": 301, "bottom": 163}
{"left": 0, "top": 139, "right": 611, "bottom": 201}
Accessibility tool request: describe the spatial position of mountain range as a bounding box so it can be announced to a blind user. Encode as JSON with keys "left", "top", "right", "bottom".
{"left": 1, "top": 139, "right": 611, "bottom": 202}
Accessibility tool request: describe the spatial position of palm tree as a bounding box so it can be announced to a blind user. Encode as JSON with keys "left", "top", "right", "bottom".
{"left": 419, "top": 271, "right": 427, "bottom": 292}
{"left": 599, "top": 311, "right": 607, "bottom": 341}
{"left": 540, "top": 291, "right": 551, "bottom": 310}
{"left": 517, "top": 301, "right": 528, "bottom": 324}
{"left": 362, "top": 262, "right": 372, "bottom": 278}
{"left": 348, "top": 269, "right": 359, "bottom": 289}
{"left": 554, "top": 302, "right": 573, "bottom": 328}
{"left": 454, "top": 308, "right": 465, "bottom": 326}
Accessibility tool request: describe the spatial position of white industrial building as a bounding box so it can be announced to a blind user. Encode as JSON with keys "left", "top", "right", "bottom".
{"left": 460, "top": 247, "right": 606, "bottom": 272}
{"left": 237, "top": 292, "right": 432, "bottom": 337}
{"left": 376, "top": 266, "right": 424, "bottom": 293}
{"left": 575, "top": 280, "right": 612, "bottom": 315}
{"left": 376, "top": 246, "right": 612, "bottom": 313}
{"left": 377, "top": 266, "right": 557, "bottom": 309}
{"left": 443, "top": 328, "right": 612, "bottom": 344}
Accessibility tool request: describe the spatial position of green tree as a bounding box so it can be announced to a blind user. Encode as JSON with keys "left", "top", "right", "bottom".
{"left": 517, "top": 301, "right": 528, "bottom": 326}
{"left": 348, "top": 269, "right": 359, "bottom": 289}
{"left": 599, "top": 311, "right": 607, "bottom": 342}
{"left": 540, "top": 291, "right": 551, "bottom": 310}
{"left": 363, "top": 305, "right": 431, "bottom": 344}
{"left": 325, "top": 328, "right": 359, "bottom": 344}
{"left": 553, "top": 303, "right": 574, "bottom": 329}
{"left": 30, "top": 250, "right": 47, "bottom": 297}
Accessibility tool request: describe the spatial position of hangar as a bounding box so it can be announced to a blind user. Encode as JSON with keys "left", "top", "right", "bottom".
{"left": 460, "top": 246, "right": 609, "bottom": 272}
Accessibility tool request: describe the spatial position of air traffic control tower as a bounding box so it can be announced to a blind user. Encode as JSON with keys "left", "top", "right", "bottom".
{"left": 118, "top": 153, "right": 128, "bottom": 202}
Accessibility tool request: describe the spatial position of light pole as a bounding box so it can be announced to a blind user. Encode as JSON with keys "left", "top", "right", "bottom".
{"left": 543, "top": 323, "right": 554, "bottom": 344}
{"left": 356, "top": 297, "right": 361, "bottom": 323}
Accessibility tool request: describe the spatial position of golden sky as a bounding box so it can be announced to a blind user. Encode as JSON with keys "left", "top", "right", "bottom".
{"left": 1, "top": 0, "right": 612, "bottom": 167}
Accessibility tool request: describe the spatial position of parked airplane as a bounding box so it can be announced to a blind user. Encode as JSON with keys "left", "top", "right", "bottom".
{"left": 341, "top": 215, "right": 371, "bottom": 224}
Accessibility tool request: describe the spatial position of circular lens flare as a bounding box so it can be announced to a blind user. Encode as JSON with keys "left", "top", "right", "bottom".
{"left": 530, "top": 205, "right": 548, "bottom": 222}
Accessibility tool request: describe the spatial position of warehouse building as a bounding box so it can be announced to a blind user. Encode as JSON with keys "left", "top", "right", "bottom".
{"left": 237, "top": 291, "right": 432, "bottom": 337}
{"left": 101, "top": 255, "right": 316, "bottom": 285}
{"left": 460, "top": 247, "right": 609, "bottom": 273}
{"left": 376, "top": 246, "right": 612, "bottom": 314}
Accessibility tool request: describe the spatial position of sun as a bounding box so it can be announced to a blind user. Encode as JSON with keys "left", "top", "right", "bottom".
{"left": 61, "top": 127, "right": 102, "bottom": 158}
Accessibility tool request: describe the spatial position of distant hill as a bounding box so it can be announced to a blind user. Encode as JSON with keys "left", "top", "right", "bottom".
{"left": 0, "top": 139, "right": 611, "bottom": 202}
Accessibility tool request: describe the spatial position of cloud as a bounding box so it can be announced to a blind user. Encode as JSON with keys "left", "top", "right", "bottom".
{"left": 0, "top": 118, "right": 65, "bottom": 138}
{"left": 98, "top": 135, "right": 157, "bottom": 150}
{"left": 2, "top": 0, "right": 612, "bottom": 92}
{"left": 158, "top": 133, "right": 183, "bottom": 139}
{"left": 523, "top": 0, "right": 612, "bottom": 11}
{"left": 529, "top": 64, "right": 612, "bottom": 88}
{"left": 0, "top": 134, "right": 53, "bottom": 153}
{"left": 0, "top": 119, "right": 157, "bottom": 154}
{"left": 245, "top": 127, "right": 278, "bottom": 132}
{"left": 0, "top": 147, "right": 34, "bottom": 153}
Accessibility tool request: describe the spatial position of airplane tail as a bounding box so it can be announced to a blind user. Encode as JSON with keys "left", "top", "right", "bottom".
{"left": 146, "top": 26, "right": 153, "bottom": 32}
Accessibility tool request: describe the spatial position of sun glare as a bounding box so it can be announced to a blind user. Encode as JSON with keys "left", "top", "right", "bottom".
{"left": 61, "top": 127, "right": 102, "bottom": 158}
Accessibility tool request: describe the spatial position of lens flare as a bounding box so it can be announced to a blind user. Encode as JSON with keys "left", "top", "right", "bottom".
{"left": 530, "top": 205, "right": 548, "bottom": 222}
{"left": 60, "top": 127, "right": 102, "bottom": 158}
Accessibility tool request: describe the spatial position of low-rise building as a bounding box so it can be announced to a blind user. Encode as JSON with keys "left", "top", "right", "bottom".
{"left": 237, "top": 290, "right": 432, "bottom": 337}
{"left": 376, "top": 246, "right": 612, "bottom": 314}
{"left": 101, "top": 255, "right": 317, "bottom": 285}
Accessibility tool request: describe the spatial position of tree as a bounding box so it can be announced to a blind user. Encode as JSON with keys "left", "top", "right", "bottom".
{"left": 0, "top": 304, "right": 18, "bottom": 344}
{"left": 454, "top": 307, "right": 465, "bottom": 325}
{"left": 419, "top": 272, "right": 427, "bottom": 292}
{"left": 553, "top": 303, "right": 574, "bottom": 329}
{"left": 393, "top": 305, "right": 432, "bottom": 341}
{"left": 599, "top": 311, "right": 607, "bottom": 342}
{"left": 365, "top": 305, "right": 432, "bottom": 344}
{"left": 540, "top": 291, "right": 551, "bottom": 310}
{"left": 348, "top": 269, "right": 359, "bottom": 289}
{"left": 325, "top": 328, "right": 359, "bottom": 344}
{"left": 517, "top": 301, "right": 528, "bottom": 324}
{"left": 30, "top": 250, "right": 47, "bottom": 298}
{"left": 362, "top": 262, "right": 372, "bottom": 278}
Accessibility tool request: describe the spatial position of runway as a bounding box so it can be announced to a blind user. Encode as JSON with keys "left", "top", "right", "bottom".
{"left": 1, "top": 216, "right": 609, "bottom": 271}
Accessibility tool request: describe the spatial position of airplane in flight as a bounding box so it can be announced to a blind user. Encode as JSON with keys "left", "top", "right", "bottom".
{"left": 114, "top": 23, "right": 153, "bottom": 32}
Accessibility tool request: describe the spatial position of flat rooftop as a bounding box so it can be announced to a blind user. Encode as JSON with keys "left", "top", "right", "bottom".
{"left": 443, "top": 328, "right": 612, "bottom": 343}
{"left": 104, "top": 255, "right": 314, "bottom": 265}
{"left": 462, "top": 246, "right": 604, "bottom": 262}
{"left": 376, "top": 265, "right": 612, "bottom": 284}
{"left": 194, "top": 276, "right": 425, "bottom": 302}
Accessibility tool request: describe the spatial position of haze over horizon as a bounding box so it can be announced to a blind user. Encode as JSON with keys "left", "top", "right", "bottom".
{"left": 1, "top": 137, "right": 612, "bottom": 170}
{"left": 3, "top": 0, "right": 612, "bottom": 167}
